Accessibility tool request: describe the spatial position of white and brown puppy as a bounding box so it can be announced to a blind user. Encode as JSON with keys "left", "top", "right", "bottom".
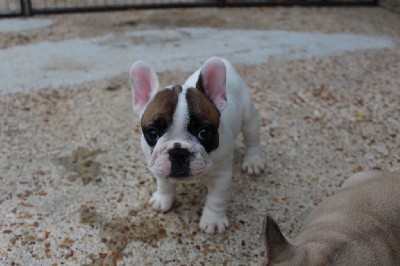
{"left": 263, "top": 171, "right": 400, "bottom": 265}
{"left": 130, "top": 57, "right": 264, "bottom": 234}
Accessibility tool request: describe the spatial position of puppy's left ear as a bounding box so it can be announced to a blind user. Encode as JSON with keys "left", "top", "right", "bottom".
{"left": 196, "top": 57, "right": 227, "bottom": 111}
{"left": 263, "top": 215, "right": 297, "bottom": 265}
{"left": 130, "top": 60, "right": 159, "bottom": 114}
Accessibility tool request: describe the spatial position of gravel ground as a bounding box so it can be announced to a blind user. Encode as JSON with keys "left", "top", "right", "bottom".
{"left": 1, "top": 6, "right": 399, "bottom": 265}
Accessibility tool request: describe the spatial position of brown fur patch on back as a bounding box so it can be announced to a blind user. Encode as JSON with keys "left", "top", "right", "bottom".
{"left": 141, "top": 86, "right": 181, "bottom": 128}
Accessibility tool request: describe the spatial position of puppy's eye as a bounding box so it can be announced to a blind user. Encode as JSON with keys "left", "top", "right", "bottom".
{"left": 197, "top": 128, "right": 211, "bottom": 140}
{"left": 146, "top": 128, "right": 160, "bottom": 142}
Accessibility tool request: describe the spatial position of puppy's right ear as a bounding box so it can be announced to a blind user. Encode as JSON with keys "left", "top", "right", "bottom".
{"left": 196, "top": 57, "right": 227, "bottom": 112}
{"left": 263, "top": 215, "right": 296, "bottom": 265}
{"left": 130, "top": 60, "right": 159, "bottom": 114}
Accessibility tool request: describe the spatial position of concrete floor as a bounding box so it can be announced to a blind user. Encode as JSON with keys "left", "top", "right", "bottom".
{"left": 0, "top": 6, "right": 399, "bottom": 265}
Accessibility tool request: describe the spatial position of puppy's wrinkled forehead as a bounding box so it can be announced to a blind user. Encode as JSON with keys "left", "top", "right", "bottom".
{"left": 141, "top": 85, "right": 182, "bottom": 128}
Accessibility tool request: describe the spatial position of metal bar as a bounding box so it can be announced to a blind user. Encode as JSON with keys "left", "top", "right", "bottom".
{"left": 224, "top": 1, "right": 376, "bottom": 6}
{"left": 19, "top": 0, "right": 25, "bottom": 14}
{"left": 30, "top": 2, "right": 377, "bottom": 16}
{"left": 29, "top": 2, "right": 218, "bottom": 15}
{"left": 216, "top": 0, "right": 226, "bottom": 7}
{"left": 0, "top": 13, "right": 24, "bottom": 17}
{"left": 1, "top": 0, "right": 378, "bottom": 17}
{"left": 21, "top": 0, "right": 32, "bottom": 16}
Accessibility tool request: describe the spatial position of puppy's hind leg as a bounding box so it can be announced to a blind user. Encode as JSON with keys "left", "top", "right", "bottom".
{"left": 241, "top": 103, "right": 265, "bottom": 175}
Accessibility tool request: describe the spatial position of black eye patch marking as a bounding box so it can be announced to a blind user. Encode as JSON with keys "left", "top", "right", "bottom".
{"left": 143, "top": 117, "right": 168, "bottom": 147}
{"left": 141, "top": 87, "right": 182, "bottom": 147}
{"left": 188, "top": 114, "right": 219, "bottom": 153}
{"left": 186, "top": 88, "right": 220, "bottom": 153}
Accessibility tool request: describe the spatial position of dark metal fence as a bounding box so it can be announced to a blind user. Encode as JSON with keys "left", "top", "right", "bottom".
{"left": 0, "top": 0, "right": 23, "bottom": 16}
{"left": 0, "top": 0, "right": 378, "bottom": 17}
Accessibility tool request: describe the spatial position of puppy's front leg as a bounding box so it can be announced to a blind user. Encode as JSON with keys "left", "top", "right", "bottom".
{"left": 149, "top": 177, "right": 176, "bottom": 212}
{"left": 241, "top": 104, "right": 265, "bottom": 175}
{"left": 200, "top": 166, "right": 232, "bottom": 234}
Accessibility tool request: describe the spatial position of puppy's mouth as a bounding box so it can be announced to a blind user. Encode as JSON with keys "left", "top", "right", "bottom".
{"left": 148, "top": 145, "right": 211, "bottom": 180}
{"left": 169, "top": 171, "right": 191, "bottom": 180}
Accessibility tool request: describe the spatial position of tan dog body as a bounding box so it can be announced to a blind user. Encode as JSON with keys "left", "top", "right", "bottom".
{"left": 264, "top": 171, "right": 400, "bottom": 265}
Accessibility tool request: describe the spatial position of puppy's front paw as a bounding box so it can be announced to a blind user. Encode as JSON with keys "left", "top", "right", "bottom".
{"left": 242, "top": 153, "right": 265, "bottom": 175}
{"left": 200, "top": 213, "right": 230, "bottom": 235}
{"left": 149, "top": 191, "right": 174, "bottom": 212}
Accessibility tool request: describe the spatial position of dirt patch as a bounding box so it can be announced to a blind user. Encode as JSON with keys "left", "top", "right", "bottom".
{"left": 55, "top": 147, "right": 105, "bottom": 185}
{"left": 80, "top": 205, "right": 167, "bottom": 265}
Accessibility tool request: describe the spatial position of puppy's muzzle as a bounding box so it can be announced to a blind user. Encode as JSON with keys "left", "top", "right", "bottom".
{"left": 168, "top": 146, "right": 193, "bottom": 179}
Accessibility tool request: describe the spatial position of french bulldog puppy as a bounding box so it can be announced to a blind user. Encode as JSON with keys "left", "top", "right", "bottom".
{"left": 263, "top": 171, "right": 400, "bottom": 265}
{"left": 130, "top": 57, "right": 264, "bottom": 234}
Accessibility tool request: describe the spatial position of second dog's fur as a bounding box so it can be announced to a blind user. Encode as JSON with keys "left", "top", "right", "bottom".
{"left": 264, "top": 171, "right": 400, "bottom": 265}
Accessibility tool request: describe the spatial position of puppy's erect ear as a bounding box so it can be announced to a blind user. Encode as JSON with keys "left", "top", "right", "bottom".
{"left": 196, "top": 57, "right": 227, "bottom": 111}
{"left": 263, "top": 215, "right": 296, "bottom": 265}
{"left": 130, "top": 60, "right": 159, "bottom": 114}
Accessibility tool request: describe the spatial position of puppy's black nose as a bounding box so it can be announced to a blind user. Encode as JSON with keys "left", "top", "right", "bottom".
{"left": 168, "top": 148, "right": 192, "bottom": 178}
{"left": 168, "top": 147, "right": 190, "bottom": 162}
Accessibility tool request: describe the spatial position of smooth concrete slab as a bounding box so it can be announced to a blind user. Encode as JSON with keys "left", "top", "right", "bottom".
{"left": 0, "top": 28, "right": 395, "bottom": 94}
{"left": 0, "top": 18, "right": 53, "bottom": 33}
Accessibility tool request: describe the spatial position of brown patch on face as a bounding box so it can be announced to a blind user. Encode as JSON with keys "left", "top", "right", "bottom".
{"left": 141, "top": 86, "right": 181, "bottom": 146}
{"left": 141, "top": 86, "right": 181, "bottom": 127}
{"left": 186, "top": 88, "right": 220, "bottom": 127}
{"left": 186, "top": 87, "right": 220, "bottom": 153}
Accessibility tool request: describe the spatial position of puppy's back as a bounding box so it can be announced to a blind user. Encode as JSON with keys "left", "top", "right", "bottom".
{"left": 297, "top": 171, "right": 400, "bottom": 265}
{"left": 341, "top": 170, "right": 399, "bottom": 188}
